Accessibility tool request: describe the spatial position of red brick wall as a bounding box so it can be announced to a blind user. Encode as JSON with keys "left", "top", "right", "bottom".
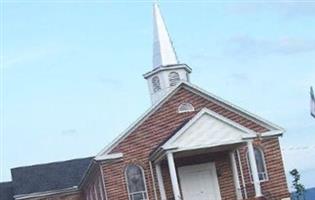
{"left": 99, "top": 87, "right": 289, "bottom": 200}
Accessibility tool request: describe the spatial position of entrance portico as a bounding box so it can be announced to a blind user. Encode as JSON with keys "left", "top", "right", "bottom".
{"left": 151, "top": 108, "right": 264, "bottom": 200}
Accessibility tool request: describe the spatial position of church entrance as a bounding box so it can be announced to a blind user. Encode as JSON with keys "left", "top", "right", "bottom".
{"left": 178, "top": 162, "right": 221, "bottom": 200}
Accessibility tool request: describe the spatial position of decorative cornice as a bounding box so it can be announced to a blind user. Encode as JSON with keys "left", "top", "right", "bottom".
{"left": 143, "top": 64, "right": 192, "bottom": 79}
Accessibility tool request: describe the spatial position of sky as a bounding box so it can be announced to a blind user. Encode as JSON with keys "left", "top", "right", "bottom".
{"left": 1, "top": 0, "right": 315, "bottom": 189}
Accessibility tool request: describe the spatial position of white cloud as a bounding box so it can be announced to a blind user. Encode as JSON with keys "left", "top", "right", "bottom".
{"left": 224, "top": 35, "right": 315, "bottom": 57}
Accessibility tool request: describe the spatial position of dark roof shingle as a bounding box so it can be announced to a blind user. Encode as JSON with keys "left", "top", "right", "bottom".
{"left": 11, "top": 157, "right": 93, "bottom": 195}
{"left": 0, "top": 182, "right": 14, "bottom": 200}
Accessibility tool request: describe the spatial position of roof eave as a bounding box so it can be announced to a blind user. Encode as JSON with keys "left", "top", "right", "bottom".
{"left": 143, "top": 64, "right": 192, "bottom": 79}
{"left": 14, "top": 187, "right": 79, "bottom": 200}
{"left": 181, "top": 83, "right": 285, "bottom": 132}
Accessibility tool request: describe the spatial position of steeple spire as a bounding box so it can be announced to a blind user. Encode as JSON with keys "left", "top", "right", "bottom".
{"left": 144, "top": 3, "right": 191, "bottom": 104}
{"left": 153, "top": 3, "right": 179, "bottom": 68}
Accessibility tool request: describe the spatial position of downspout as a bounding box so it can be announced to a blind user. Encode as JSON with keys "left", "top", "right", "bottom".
{"left": 237, "top": 149, "right": 248, "bottom": 199}
{"left": 99, "top": 164, "right": 109, "bottom": 200}
{"left": 230, "top": 151, "right": 243, "bottom": 200}
{"left": 149, "top": 161, "right": 158, "bottom": 200}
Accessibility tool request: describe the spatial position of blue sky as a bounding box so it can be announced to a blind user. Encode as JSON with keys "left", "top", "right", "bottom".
{"left": 1, "top": 0, "right": 315, "bottom": 189}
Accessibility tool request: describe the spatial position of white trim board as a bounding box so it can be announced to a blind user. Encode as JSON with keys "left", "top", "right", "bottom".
{"left": 94, "top": 153, "right": 123, "bottom": 161}
{"left": 182, "top": 83, "right": 284, "bottom": 132}
{"left": 143, "top": 64, "right": 192, "bottom": 79}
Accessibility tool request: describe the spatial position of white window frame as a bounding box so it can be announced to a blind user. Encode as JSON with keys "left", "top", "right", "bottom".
{"left": 246, "top": 146, "right": 268, "bottom": 183}
{"left": 125, "top": 164, "right": 149, "bottom": 200}
{"left": 178, "top": 103, "right": 195, "bottom": 113}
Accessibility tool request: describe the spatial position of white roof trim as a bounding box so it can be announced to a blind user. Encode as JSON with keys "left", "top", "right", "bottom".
{"left": 14, "top": 187, "right": 79, "bottom": 200}
{"left": 242, "top": 130, "right": 283, "bottom": 139}
{"left": 96, "top": 82, "right": 284, "bottom": 158}
{"left": 172, "top": 140, "right": 244, "bottom": 153}
{"left": 183, "top": 83, "right": 285, "bottom": 132}
{"left": 143, "top": 64, "right": 191, "bottom": 79}
{"left": 94, "top": 153, "right": 123, "bottom": 161}
{"left": 162, "top": 108, "right": 257, "bottom": 150}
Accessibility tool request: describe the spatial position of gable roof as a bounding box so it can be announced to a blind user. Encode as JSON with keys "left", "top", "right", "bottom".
{"left": 11, "top": 157, "right": 93, "bottom": 196}
{"left": 96, "top": 81, "right": 284, "bottom": 159}
{"left": 0, "top": 182, "right": 14, "bottom": 200}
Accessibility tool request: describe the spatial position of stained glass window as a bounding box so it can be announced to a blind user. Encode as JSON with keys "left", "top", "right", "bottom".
{"left": 126, "top": 165, "right": 148, "bottom": 200}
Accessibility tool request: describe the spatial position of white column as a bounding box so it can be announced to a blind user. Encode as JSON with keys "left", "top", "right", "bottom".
{"left": 247, "top": 141, "right": 262, "bottom": 197}
{"left": 229, "top": 150, "right": 243, "bottom": 200}
{"left": 166, "top": 152, "right": 182, "bottom": 200}
{"left": 156, "top": 163, "right": 167, "bottom": 200}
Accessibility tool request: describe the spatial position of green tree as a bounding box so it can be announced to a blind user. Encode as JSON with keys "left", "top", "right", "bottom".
{"left": 290, "top": 169, "right": 305, "bottom": 200}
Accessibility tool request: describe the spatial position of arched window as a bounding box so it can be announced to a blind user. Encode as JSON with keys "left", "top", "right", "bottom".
{"left": 247, "top": 147, "right": 268, "bottom": 182}
{"left": 169, "top": 72, "right": 180, "bottom": 86}
{"left": 178, "top": 103, "right": 195, "bottom": 113}
{"left": 125, "top": 165, "right": 148, "bottom": 200}
{"left": 152, "top": 76, "right": 161, "bottom": 93}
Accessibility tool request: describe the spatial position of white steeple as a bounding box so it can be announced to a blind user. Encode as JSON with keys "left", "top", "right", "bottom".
{"left": 153, "top": 3, "right": 179, "bottom": 68}
{"left": 144, "top": 3, "right": 192, "bottom": 105}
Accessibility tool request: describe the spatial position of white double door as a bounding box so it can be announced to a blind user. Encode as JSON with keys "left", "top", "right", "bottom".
{"left": 178, "top": 162, "right": 221, "bottom": 200}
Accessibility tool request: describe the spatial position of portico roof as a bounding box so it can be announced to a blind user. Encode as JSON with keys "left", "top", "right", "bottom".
{"left": 162, "top": 108, "right": 257, "bottom": 152}
{"left": 150, "top": 108, "right": 283, "bottom": 161}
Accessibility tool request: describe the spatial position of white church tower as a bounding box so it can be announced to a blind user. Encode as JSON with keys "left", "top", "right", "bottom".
{"left": 144, "top": 3, "right": 192, "bottom": 104}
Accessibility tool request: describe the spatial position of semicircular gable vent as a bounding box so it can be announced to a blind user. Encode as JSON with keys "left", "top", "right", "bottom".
{"left": 178, "top": 103, "right": 195, "bottom": 113}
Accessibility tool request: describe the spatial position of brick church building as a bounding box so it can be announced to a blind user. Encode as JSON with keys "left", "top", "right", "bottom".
{"left": 0, "top": 4, "right": 290, "bottom": 200}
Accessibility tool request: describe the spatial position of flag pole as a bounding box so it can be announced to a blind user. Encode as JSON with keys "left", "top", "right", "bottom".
{"left": 310, "top": 86, "right": 315, "bottom": 118}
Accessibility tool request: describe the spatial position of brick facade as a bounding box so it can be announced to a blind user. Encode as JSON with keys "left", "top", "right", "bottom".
{"left": 96, "top": 86, "right": 290, "bottom": 200}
